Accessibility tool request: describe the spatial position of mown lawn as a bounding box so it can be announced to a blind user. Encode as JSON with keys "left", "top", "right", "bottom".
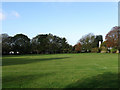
{"left": 2, "top": 53, "right": 118, "bottom": 88}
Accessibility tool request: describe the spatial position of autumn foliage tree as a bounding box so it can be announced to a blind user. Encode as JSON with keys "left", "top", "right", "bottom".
{"left": 105, "top": 26, "right": 120, "bottom": 49}
{"left": 74, "top": 42, "right": 82, "bottom": 53}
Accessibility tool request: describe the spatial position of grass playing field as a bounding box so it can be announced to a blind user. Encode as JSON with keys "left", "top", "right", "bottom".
{"left": 2, "top": 53, "right": 118, "bottom": 88}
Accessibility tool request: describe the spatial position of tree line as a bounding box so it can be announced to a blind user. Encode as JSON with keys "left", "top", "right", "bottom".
{"left": 1, "top": 26, "right": 120, "bottom": 55}
{"left": 1, "top": 33, "right": 73, "bottom": 55}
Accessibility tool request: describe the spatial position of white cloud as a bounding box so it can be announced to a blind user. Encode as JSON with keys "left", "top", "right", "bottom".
{"left": 0, "top": 12, "right": 6, "bottom": 20}
{"left": 12, "top": 11, "right": 20, "bottom": 18}
{"left": 0, "top": 9, "right": 20, "bottom": 20}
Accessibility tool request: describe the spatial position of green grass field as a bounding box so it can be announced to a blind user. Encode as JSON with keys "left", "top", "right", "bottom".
{"left": 2, "top": 53, "right": 118, "bottom": 88}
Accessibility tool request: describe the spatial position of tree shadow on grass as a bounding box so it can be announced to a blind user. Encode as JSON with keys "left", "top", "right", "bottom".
{"left": 2, "top": 57, "right": 70, "bottom": 66}
{"left": 2, "top": 72, "right": 55, "bottom": 88}
{"left": 65, "top": 72, "right": 119, "bottom": 88}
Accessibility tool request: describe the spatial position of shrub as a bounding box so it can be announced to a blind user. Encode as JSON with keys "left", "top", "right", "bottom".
{"left": 91, "top": 48, "right": 99, "bottom": 53}
{"left": 100, "top": 46, "right": 107, "bottom": 53}
{"left": 110, "top": 48, "right": 117, "bottom": 53}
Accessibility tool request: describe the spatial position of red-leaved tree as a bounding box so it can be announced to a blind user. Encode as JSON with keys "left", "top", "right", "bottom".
{"left": 74, "top": 42, "right": 82, "bottom": 52}
{"left": 105, "top": 26, "right": 120, "bottom": 48}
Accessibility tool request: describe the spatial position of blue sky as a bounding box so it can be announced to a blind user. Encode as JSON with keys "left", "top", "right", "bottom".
{"left": 2, "top": 2, "right": 118, "bottom": 45}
